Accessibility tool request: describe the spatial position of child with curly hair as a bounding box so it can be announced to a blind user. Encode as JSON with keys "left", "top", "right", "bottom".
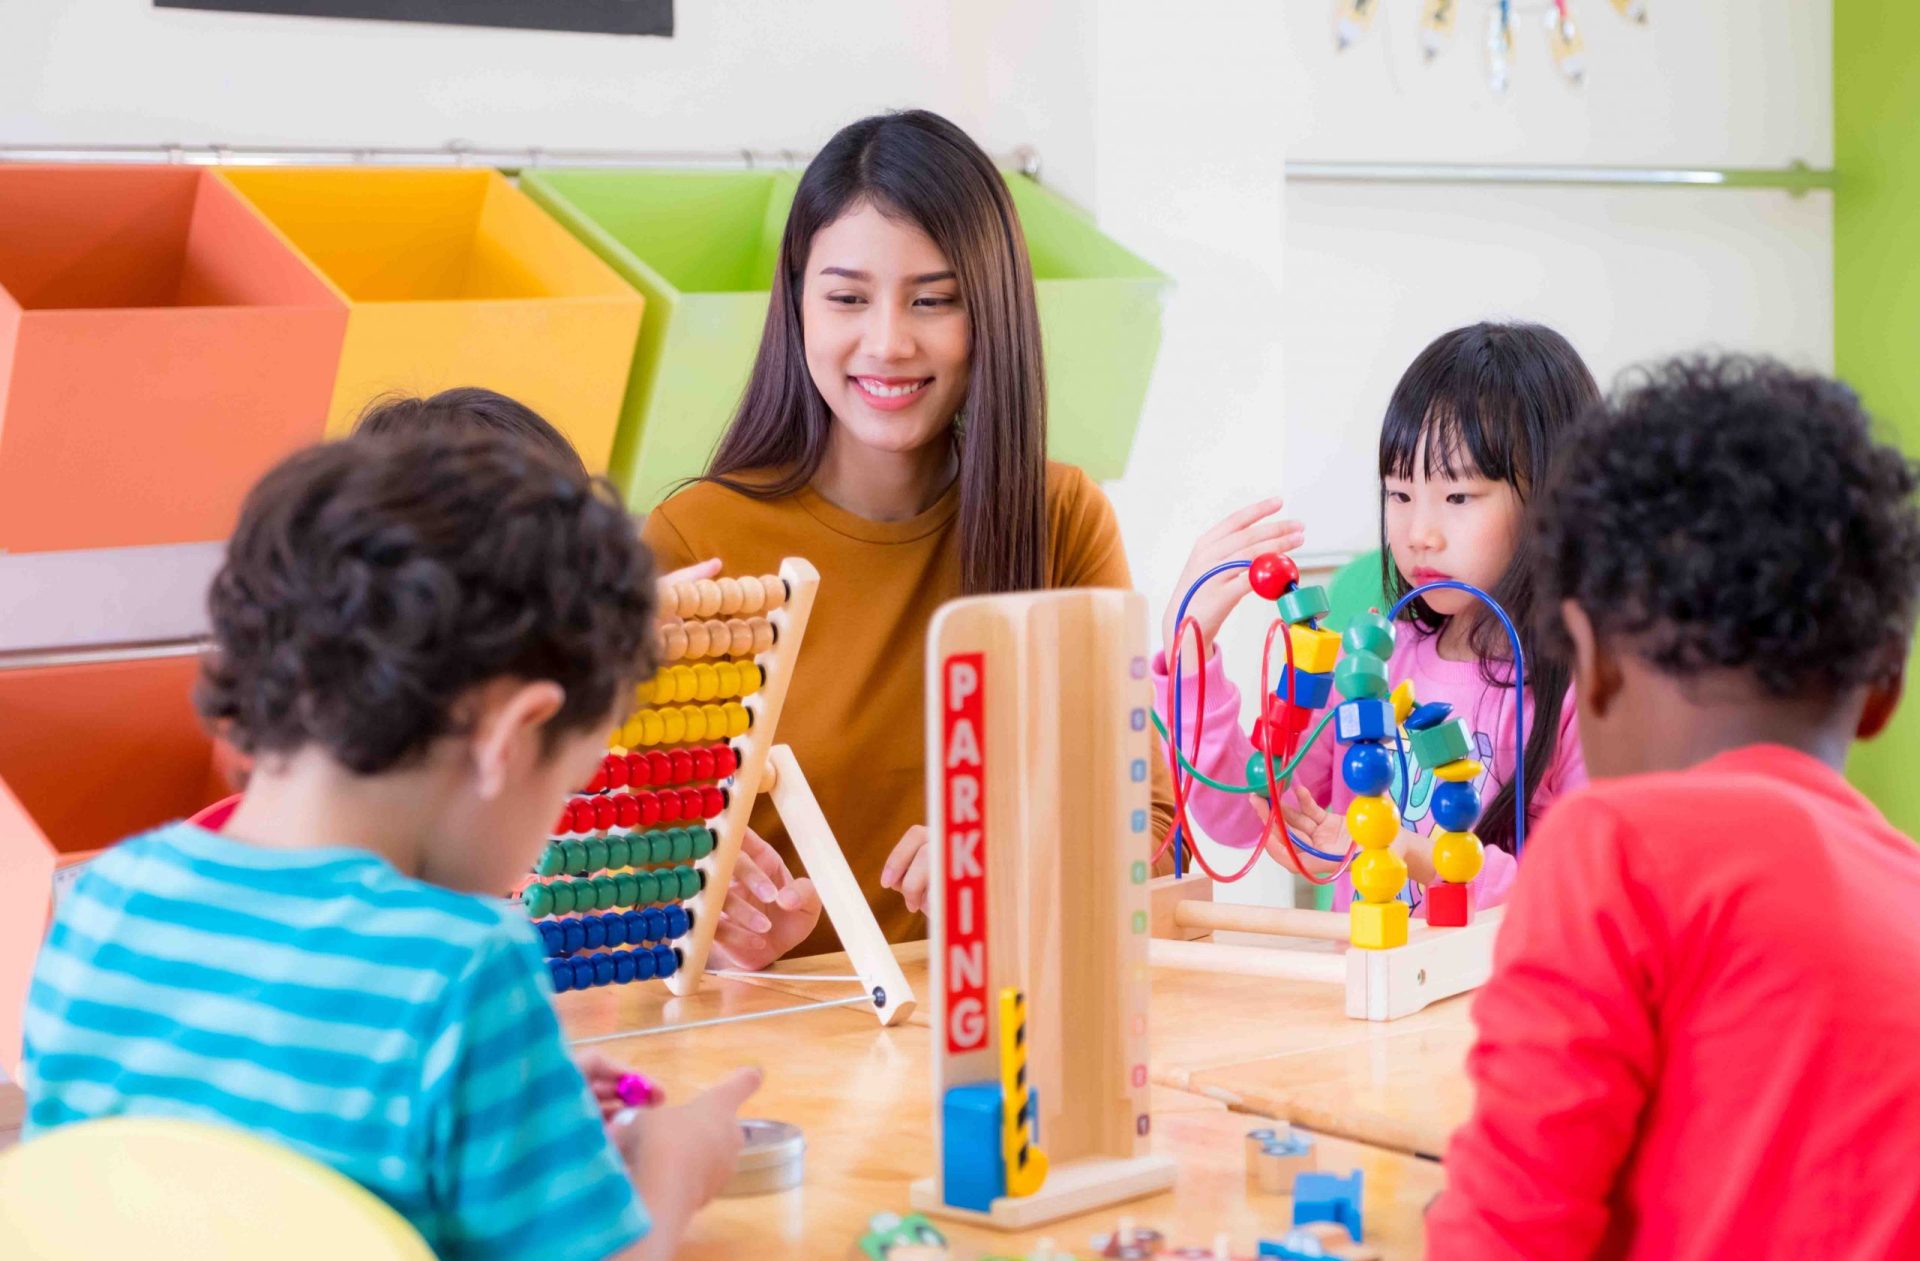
{"left": 22, "top": 432, "right": 756, "bottom": 1260}
{"left": 1427, "top": 356, "right": 1920, "bottom": 1259}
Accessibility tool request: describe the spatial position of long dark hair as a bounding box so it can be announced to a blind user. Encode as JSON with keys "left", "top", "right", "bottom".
{"left": 1377, "top": 322, "right": 1599, "bottom": 853}
{"left": 703, "top": 110, "right": 1048, "bottom": 594}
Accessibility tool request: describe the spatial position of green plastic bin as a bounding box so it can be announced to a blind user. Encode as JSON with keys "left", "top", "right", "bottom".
{"left": 522, "top": 170, "right": 1166, "bottom": 509}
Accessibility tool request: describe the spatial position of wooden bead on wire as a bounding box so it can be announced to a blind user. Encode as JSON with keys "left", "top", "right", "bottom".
{"left": 752, "top": 619, "right": 776, "bottom": 654}
{"left": 726, "top": 618, "right": 753, "bottom": 657}
{"left": 717, "top": 576, "right": 743, "bottom": 616}
{"left": 737, "top": 579, "right": 766, "bottom": 614}
{"left": 759, "top": 575, "right": 787, "bottom": 610}
{"left": 694, "top": 580, "right": 722, "bottom": 618}
{"left": 683, "top": 620, "right": 711, "bottom": 659}
{"left": 659, "top": 622, "right": 688, "bottom": 663}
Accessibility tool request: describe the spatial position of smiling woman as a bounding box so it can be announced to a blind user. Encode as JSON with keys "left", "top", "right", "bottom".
{"left": 640, "top": 110, "right": 1175, "bottom": 963}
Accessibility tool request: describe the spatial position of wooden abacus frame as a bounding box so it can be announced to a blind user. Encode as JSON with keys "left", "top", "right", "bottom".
{"left": 529, "top": 557, "right": 914, "bottom": 1026}
{"left": 911, "top": 587, "right": 1176, "bottom": 1229}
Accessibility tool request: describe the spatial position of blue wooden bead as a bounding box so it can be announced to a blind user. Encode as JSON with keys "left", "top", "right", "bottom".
{"left": 632, "top": 949, "right": 658, "bottom": 982}
{"left": 1341, "top": 742, "right": 1395, "bottom": 797}
{"left": 1431, "top": 780, "right": 1483, "bottom": 832}
{"left": 562, "top": 921, "right": 587, "bottom": 955}
{"left": 652, "top": 945, "right": 679, "bottom": 979}
{"left": 569, "top": 958, "right": 594, "bottom": 989}
{"left": 613, "top": 952, "right": 637, "bottom": 984}
{"left": 583, "top": 917, "right": 607, "bottom": 950}
{"left": 601, "top": 914, "right": 626, "bottom": 947}
{"left": 539, "top": 922, "right": 564, "bottom": 957}
{"left": 592, "top": 955, "right": 617, "bottom": 987}
{"left": 664, "top": 906, "right": 690, "bottom": 939}
{"left": 1275, "top": 666, "right": 1333, "bottom": 710}
{"left": 1335, "top": 698, "right": 1396, "bottom": 743}
{"left": 549, "top": 960, "right": 572, "bottom": 992}
{"left": 1404, "top": 701, "right": 1455, "bottom": 732}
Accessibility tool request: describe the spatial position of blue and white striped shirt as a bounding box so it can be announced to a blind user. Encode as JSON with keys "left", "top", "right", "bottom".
{"left": 22, "top": 822, "right": 645, "bottom": 1261}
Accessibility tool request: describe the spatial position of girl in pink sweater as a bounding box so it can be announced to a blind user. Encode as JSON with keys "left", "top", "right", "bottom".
{"left": 1156, "top": 322, "right": 1595, "bottom": 911}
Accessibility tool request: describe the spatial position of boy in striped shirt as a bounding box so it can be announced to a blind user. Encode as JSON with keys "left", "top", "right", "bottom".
{"left": 22, "top": 431, "right": 758, "bottom": 1260}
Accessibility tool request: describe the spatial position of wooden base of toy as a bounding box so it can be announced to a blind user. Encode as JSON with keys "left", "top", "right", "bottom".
{"left": 908, "top": 1154, "right": 1177, "bottom": 1230}
{"left": 1147, "top": 874, "right": 1504, "bottom": 1022}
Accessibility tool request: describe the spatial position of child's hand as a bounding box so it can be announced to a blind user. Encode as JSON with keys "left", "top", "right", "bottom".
{"left": 709, "top": 830, "right": 822, "bottom": 972}
{"left": 575, "top": 1049, "right": 631, "bottom": 1123}
{"left": 1273, "top": 781, "right": 1349, "bottom": 875}
{"left": 879, "top": 825, "right": 930, "bottom": 914}
{"left": 615, "top": 1066, "right": 762, "bottom": 1260}
{"left": 1163, "top": 498, "right": 1306, "bottom": 675}
{"left": 658, "top": 558, "right": 722, "bottom": 592}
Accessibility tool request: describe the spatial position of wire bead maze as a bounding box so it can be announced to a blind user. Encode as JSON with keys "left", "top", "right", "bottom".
{"left": 1157, "top": 553, "right": 1530, "bottom": 949}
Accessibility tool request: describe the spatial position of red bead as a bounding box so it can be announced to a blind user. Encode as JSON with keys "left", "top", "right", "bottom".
{"left": 690, "top": 748, "right": 715, "bottom": 781}
{"left": 584, "top": 767, "right": 608, "bottom": 794}
{"left": 626, "top": 752, "right": 649, "bottom": 787}
{"left": 593, "top": 797, "right": 617, "bottom": 830}
{"left": 1248, "top": 553, "right": 1300, "bottom": 601}
{"left": 1425, "top": 881, "right": 1472, "bottom": 927}
{"left": 700, "top": 787, "right": 725, "bottom": 818}
{"left": 614, "top": 795, "right": 640, "bottom": 827}
{"left": 604, "top": 755, "right": 629, "bottom": 790}
{"left": 554, "top": 808, "right": 574, "bottom": 836}
{"left": 637, "top": 793, "right": 661, "bottom": 826}
{"left": 646, "top": 751, "right": 673, "bottom": 786}
{"left": 678, "top": 788, "right": 705, "bottom": 820}
{"left": 715, "top": 744, "right": 739, "bottom": 777}
{"left": 658, "top": 793, "right": 682, "bottom": 824}
{"left": 568, "top": 800, "right": 596, "bottom": 833}
{"left": 669, "top": 749, "right": 695, "bottom": 785}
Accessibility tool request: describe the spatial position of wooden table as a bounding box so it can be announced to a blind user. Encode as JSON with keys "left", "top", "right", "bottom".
{"left": 566, "top": 941, "right": 1472, "bottom": 1259}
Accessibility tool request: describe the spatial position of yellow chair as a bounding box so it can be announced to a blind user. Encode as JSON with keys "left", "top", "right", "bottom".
{"left": 0, "top": 1117, "right": 434, "bottom": 1260}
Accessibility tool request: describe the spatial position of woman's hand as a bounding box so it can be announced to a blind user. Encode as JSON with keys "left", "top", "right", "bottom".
{"left": 1162, "top": 498, "right": 1305, "bottom": 676}
{"left": 879, "top": 825, "right": 931, "bottom": 914}
{"left": 709, "top": 830, "right": 823, "bottom": 971}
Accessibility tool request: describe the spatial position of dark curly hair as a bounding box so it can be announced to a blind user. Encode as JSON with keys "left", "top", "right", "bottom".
{"left": 353, "top": 387, "right": 586, "bottom": 477}
{"left": 198, "top": 432, "right": 657, "bottom": 774}
{"left": 1535, "top": 355, "right": 1920, "bottom": 697}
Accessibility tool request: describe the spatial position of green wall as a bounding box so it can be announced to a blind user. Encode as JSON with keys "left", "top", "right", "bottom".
{"left": 1837, "top": 1, "right": 1920, "bottom": 835}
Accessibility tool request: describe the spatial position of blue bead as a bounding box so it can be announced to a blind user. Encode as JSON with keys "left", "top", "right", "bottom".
{"left": 1334, "top": 698, "right": 1395, "bottom": 744}
{"left": 632, "top": 948, "right": 658, "bottom": 982}
{"left": 562, "top": 921, "right": 587, "bottom": 955}
{"left": 583, "top": 917, "right": 607, "bottom": 949}
{"left": 592, "top": 955, "right": 617, "bottom": 986}
{"left": 652, "top": 944, "right": 679, "bottom": 979}
{"left": 1274, "top": 666, "right": 1333, "bottom": 710}
{"left": 1340, "top": 742, "right": 1395, "bottom": 797}
{"left": 613, "top": 951, "right": 637, "bottom": 984}
{"left": 1404, "top": 701, "right": 1454, "bottom": 732}
{"left": 538, "top": 922, "right": 564, "bottom": 957}
{"left": 549, "top": 959, "right": 572, "bottom": 992}
{"left": 642, "top": 907, "right": 667, "bottom": 942}
{"left": 1431, "top": 780, "right": 1483, "bottom": 831}
{"left": 604, "top": 914, "right": 628, "bottom": 947}
{"left": 664, "top": 905, "right": 690, "bottom": 939}
{"left": 569, "top": 958, "right": 594, "bottom": 989}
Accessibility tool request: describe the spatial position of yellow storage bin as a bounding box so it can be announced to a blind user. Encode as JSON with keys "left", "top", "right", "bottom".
{"left": 219, "top": 168, "right": 643, "bottom": 470}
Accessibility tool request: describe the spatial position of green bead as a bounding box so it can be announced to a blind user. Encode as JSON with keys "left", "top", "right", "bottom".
{"left": 1334, "top": 652, "right": 1390, "bottom": 700}
{"left": 673, "top": 829, "right": 696, "bottom": 862}
{"left": 1275, "top": 584, "right": 1330, "bottom": 625}
{"left": 691, "top": 829, "right": 715, "bottom": 860}
{"left": 535, "top": 845, "right": 564, "bottom": 878}
{"left": 635, "top": 871, "right": 661, "bottom": 906}
{"left": 606, "top": 836, "right": 630, "bottom": 869}
{"left": 1409, "top": 717, "right": 1473, "bottom": 769}
{"left": 615, "top": 873, "right": 640, "bottom": 907}
{"left": 585, "top": 839, "right": 609, "bottom": 873}
{"left": 679, "top": 867, "right": 703, "bottom": 900}
{"left": 1245, "top": 751, "right": 1272, "bottom": 796}
{"left": 562, "top": 840, "right": 588, "bottom": 875}
{"left": 645, "top": 833, "right": 671, "bottom": 866}
{"left": 550, "top": 882, "right": 576, "bottom": 916}
{"left": 1343, "top": 611, "right": 1395, "bottom": 661}
{"left": 597, "top": 875, "right": 622, "bottom": 910}
{"left": 524, "top": 883, "right": 553, "bottom": 918}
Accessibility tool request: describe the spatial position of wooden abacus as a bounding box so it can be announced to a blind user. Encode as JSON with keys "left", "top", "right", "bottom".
{"left": 517, "top": 558, "right": 915, "bottom": 1026}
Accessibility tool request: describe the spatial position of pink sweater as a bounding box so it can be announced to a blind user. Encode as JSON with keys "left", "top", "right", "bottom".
{"left": 1152, "top": 628, "right": 1584, "bottom": 911}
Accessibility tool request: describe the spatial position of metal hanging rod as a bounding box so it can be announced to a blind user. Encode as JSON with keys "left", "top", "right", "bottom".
{"left": 0, "top": 140, "right": 1045, "bottom": 180}
{"left": 1286, "top": 159, "right": 1834, "bottom": 195}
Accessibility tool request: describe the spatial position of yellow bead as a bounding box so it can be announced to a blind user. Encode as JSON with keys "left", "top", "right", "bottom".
{"left": 1349, "top": 899, "right": 1409, "bottom": 950}
{"left": 1390, "top": 680, "right": 1417, "bottom": 725}
{"left": 638, "top": 710, "right": 665, "bottom": 747}
{"left": 660, "top": 708, "right": 687, "bottom": 744}
{"left": 683, "top": 707, "right": 709, "bottom": 742}
{"left": 1432, "top": 758, "right": 1484, "bottom": 783}
{"left": 737, "top": 662, "right": 763, "bottom": 697}
{"left": 634, "top": 677, "right": 655, "bottom": 706}
{"left": 678, "top": 665, "right": 703, "bottom": 704}
{"left": 619, "top": 718, "right": 644, "bottom": 748}
{"left": 1345, "top": 795, "right": 1400, "bottom": 849}
{"left": 714, "top": 661, "right": 741, "bottom": 698}
{"left": 725, "top": 702, "right": 751, "bottom": 737}
{"left": 1430, "top": 830, "right": 1484, "bottom": 884}
{"left": 1286, "top": 624, "right": 1343, "bottom": 676}
{"left": 691, "top": 663, "right": 719, "bottom": 702}
{"left": 1350, "top": 847, "right": 1409, "bottom": 903}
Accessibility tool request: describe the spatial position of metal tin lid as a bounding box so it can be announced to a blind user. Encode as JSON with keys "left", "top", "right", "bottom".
{"left": 719, "top": 1118, "right": 805, "bottom": 1197}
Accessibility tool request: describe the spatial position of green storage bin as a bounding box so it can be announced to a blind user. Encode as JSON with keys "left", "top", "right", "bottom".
{"left": 522, "top": 170, "right": 1166, "bottom": 509}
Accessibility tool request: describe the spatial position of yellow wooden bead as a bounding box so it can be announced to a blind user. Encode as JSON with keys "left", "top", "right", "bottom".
{"left": 633, "top": 677, "right": 655, "bottom": 706}
{"left": 737, "top": 662, "right": 763, "bottom": 696}
{"left": 1349, "top": 899, "right": 1410, "bottom": 950}
{"left": 1286, "top": 624, "right": 1343, "bottom": 676}
{"left": 659, "top": 708, "right": 686, "bottom": 744}
{"left": 725, "top": 702, "right": 751, "bottom": 738}
{"left": 683, "top": 706, "right": 709, "bottom": 742}
{"left": 1345, "top": 795, "right": 1400, "bottom": 850}
{"left": 619, "top": 718, "right": 643, "bottom": 748}
{"left": 1390, "top": 680, "right": 1417, "bottom": 726}
{"left": 713, "top": 661, "right": 741, "bottom": 698}
{"left": 1430, "top": 830, "right": 1484, "bottom": 884}
{"left": 1350, "top": 847, "right": 1409, "bottom": 903}
{"left": 1432, "top": 758, "right": 1484, "bottom": 783}
{"left": 638, "top": 710, "right": 665, "bottom": 747}
{"left": 691, "top": 663, "right": 719, "bottom": 702}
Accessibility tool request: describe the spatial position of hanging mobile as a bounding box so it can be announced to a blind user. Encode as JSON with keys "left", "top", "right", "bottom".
{"left": 1420, "top": 0, "right": 1459, "bottom": 62}
{"left": 1546, "top": 1, "right": 1588, "bottom": 84}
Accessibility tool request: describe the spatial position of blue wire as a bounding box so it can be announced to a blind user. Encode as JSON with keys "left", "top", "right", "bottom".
{"left": 1387, "top": 580, "right": 1529, "bottom": 858}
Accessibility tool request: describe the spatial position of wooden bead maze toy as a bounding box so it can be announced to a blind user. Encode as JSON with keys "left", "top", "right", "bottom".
{"left": 516, "top": 559, "right": 914, "bottom": 1025}
{"left": 912, "top": 587, "right": 1176, "bottom": 1229}
{"left": 1151, "top": 554, "right": 1528, "bottom": 1021}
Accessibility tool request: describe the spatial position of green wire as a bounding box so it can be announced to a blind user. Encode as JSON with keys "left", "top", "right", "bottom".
{"left": 1150, "top": 706, "right": 1339, "bottom": 795}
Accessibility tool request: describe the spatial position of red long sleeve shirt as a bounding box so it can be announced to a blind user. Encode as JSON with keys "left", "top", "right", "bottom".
{"left": 1427, "top": 743, "right": 1920, "bottom": 1260}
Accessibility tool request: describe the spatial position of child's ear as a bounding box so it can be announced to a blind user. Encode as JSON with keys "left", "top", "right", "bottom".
{"left": 470, "top": 681, "right": 567, "bottom": 799}
{"left": 1559, "top": 598, "right": 1621, "bottom": 720}
{"left": 1857, "top": 648, "right": 1908, "bottom": 741}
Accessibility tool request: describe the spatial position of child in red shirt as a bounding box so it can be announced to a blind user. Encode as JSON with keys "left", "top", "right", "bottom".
{"left": 1427, "top": 356, "right": 1920, "bottom": 1260}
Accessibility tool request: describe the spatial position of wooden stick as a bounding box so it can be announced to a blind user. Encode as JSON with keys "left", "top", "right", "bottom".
{"left": 1173, "top": 901, "right": 1350, "bottom": 942}
{"left": 1149, "top": 937, "right": 1346, "bottom": 985}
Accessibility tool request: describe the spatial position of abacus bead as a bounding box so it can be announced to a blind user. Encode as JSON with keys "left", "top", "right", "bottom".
{"left": 693, "top": 580, "right": 721, "bottom": 618}
{"left": 632, "top": 949, "right": 658, "bottom": 982}
{"left": 690, "top": 747, "right": 716, "bottom": 780}
{"left": 1245, "top": 751, "right": 1273, "bottom": 796}
{"left": 592, "top": 798, "right": 616, "bottom": 831}
{"left": 596, "top": 875, "right": 622, "bottom": 910}
{"left": 637, "top": 710, "right": 665, "bottom": 746}
{"left": 653, "top": 944, "right": 681, "bottom": 978}
{"left": 1248, "top": 552, "right": 1300, "bottom": 601}
{"left": 1341, "top": 742, "right": 1396, "bottom": 797}
{"left": 664, "top": 906, "right": 691, "bottom": 938}
{"left": 683, "top": 707, "right": 710, "bottom": 743}
{"left": 661, "top": 624, "right": 688, "bottom": 661}
{"left": 568, "top": 800, "right": 595, "bottom": 833}
{"left": 1343, "top": 611, "right": 1396, "bottom": 661}
{"left": 585, "top": 839, "right": 609, "bottom": 873}
{"left": 661, "top": 708, "right": 688, "bottom": 744}
{"left": 717, "top": 576, "right": 744, "bottom": 615}
{"left": 728, "top": 619, "right": 753, "bottom": 656}
{"left": 522, "top": 881, "right": 552, "bottom": 919}
{"left": 613, "top": 952, "right": 637, "bottom": 984}
{"left": 1430, "top": 780, "right": 1483, "bottom": 832}
{"left": 583, "top": 917, "right": 607, "bottom": 950}
{"left": 627, "top": 752, "right": 650, "bottom": 786}
{"left": 681, "top": 787, "right": 707, "bottom": 819}
{"left": 690, "top": 663, "right": 718, "bottom": 701}
{"left": 726, "top": 703, "right": 752, "bottom": 738}
{"left": 673, "top": 582, "right": 699, "bottom": 617}
{"left": 679, "top": 867, "right": 704, "bottom": 899}
{"left": 615, "top": 795, "right": 640, "bottom": 828}
{"left": 701, "top": 786, "right": 726, "bottom": 818}
{"left": 624, "top": 909, "right": 649, "bottom": 941}
{"left": 546, "top": 882, "right": 573, "bottom": 916}
{"left": 615, "top": 874, "right": 640, "bottom": 907}
{"left": 715, "top": 743, "right": 739, "bottom": 777}
{"left": 606, "top": 836, "right": 630, "bottom": 869}
{"left": 669, "top": 749, "right": 694, "bottom": 784}
{"left": 1334, "top": 652, "right": 1390, "bottom": 700}
{"left": 539, "top": 922, "right": 564, "bottom": 955}
{"left": 646, "top": 750, "right": 673, "bottom": 785}
{"left": 550, "top": 960, "right": 572, "bottom": 992}
{"left": 635, "top": 871, "right": 661, "bottom": 906}
{"left": 657, "top": 792, "right": 681, "bottom": 825}
{"left": 536, "top": 845, "right": 564, "bottom": 878}
{"left": 1431, "top": 830, "right": 1485, "bottom": 884}
{"left": 737, "top": 662, "right": 764, "bottom": 695}
{"left": 592, "top": 955, "right": 617, "bottom": 986}
{"left": 562, "top": 840, "right": 588, "bottom": 874}
{"left": 604, "top": 755, "right": 628, "bottom": 790}
{"left": 751, "top": 620, "right": 776, "bottom": 654}
{"left": 667, "top": 829, "right": 692, "bottom": 862}
{"left": 641, "top": 907, "right": 667, "bottom": 941}
{"left": 697, "top": 620, "right": 723, "bottom": 658}
{"left": 713, "top": 661, "right": 740, "bottom": 698}
{"left": 569, "top": 958, "right": 594, "bottom": 989}
{"left": 1350, "top": 847, "right": 1409, "bottom": 903}
{"left": 1345, "top": 795, "right": 1400, "bottom": 849}
{"left": 584, "top": 765, "right": 608, "bottom": 795}
{"left": 738, "top": 579, "right": 765, "bottom": 613}
{"left": 634, "top": 792, "right": 659, "bottom": 826}
{"left": 691, "top": 829, "right": 716, "bottom": 860}
{"left": 760, "top": 575, "right": 787, "bottom": 609}
{"left": 565, "top": 920, "right": 588, "bottom": 954}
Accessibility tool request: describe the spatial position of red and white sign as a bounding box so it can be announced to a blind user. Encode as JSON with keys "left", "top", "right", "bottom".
{"left": 941, "top": 652, "right": 988, "bottom": 1055}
